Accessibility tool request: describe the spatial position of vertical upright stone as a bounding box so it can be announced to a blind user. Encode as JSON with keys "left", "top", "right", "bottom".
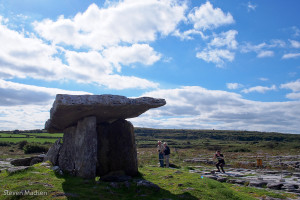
{"left": 58, "top": 126, "right": 76, "bottom": 173}
{"left": 96, "top": 119, "right": 138, "bottom": 177}
{"left": 58, "top": 116, "right": 98, "bottom": 179}
{"left": 74, "top": 116, "right": 97, "bottom": 178}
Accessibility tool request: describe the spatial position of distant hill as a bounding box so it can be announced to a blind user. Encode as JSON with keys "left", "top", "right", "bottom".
{"left": 134, "top": 127, "right": 300, "bottom": 151}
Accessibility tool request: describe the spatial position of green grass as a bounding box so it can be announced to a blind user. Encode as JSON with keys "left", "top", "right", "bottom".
{"left": 24, "top": 133, "right": 63, "bottom": 138}
{"left": 0, "top": 164, "right": 296, "bottom": 200}
{"left": 0, "top": 137, "right": 59, "bottom": 144}
{"left": 0, "top": 133, "right": 32, "bottom": 138}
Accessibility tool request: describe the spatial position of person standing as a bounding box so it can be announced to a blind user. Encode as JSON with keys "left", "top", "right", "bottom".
{"left": 214, "top": 150, "right": 225, "bottom": 173}
{"left": 163, "top": 142, "right": 170, "bottom": 168}
{"left": 157, "top": 141, "right": 164, "bottom": 167}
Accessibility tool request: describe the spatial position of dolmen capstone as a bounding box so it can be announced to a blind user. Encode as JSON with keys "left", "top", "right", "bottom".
{"left": 44, "top": 94, "right": 166, "bottom": 179}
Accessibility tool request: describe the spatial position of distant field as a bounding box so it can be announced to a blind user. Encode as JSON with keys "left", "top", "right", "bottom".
{"left": 1, "top": 128, "right": 300, "bottom": 153}
{"left": 0, "top": 133, "right": 33, "bottom": 138}
{"left": 0, "top": 132, "right": 62, "bottom": 144}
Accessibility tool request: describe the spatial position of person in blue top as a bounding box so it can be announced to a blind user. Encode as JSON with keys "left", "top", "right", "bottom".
{"left": 214, "top": 150, "right": 225, "bottom": 173}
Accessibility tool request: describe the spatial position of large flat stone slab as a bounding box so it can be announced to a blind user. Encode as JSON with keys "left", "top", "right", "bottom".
{"left": 45, "top": 94, "right": 166, "bottom": 132}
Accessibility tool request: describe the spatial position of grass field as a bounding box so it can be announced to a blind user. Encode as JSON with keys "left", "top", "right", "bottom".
{"left": 0, "top": 128, "right": 299, "bottom": 199}
{"left": 0, "top": 163, "right": 296, "bottom": 200}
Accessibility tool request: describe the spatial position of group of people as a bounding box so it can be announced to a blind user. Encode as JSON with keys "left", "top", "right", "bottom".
{"left": 157, "top": 141, "right": 171, "bottom": 168}
{"left": 157, "top": 140, "right": 226, "bottom": 173}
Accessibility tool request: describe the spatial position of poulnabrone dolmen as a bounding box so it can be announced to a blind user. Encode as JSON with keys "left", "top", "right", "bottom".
{"left": 44, "top": 94, "right": 166, "bottom": 179}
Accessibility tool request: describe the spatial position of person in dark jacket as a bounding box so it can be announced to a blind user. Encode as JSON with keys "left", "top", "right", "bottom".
{"left": 214, "top": 150, "right": 225, "bottom": 173}
{"left": 163, "top": 142, "right": 170, "bottom": 168}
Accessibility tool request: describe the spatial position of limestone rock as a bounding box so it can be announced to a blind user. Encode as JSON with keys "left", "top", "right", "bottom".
{"left": 10, "top": 157, "right": 33, "bottom": 166}
{"left": 59, "top": 116, "right": 98, "bottom": 179}
{"left": 96, "top": 119, "right": 138, "bottom": 177}
{"left": 30, "top": 157, "right": 43, "bottom": 166}
{"left": 44, "top": 139, "right": 62, "bottom": 165}
{"left": 45, "top": 94, "right": 166, "bottom": 132}
{"left": 267, "top": 183, "right": 284, "bottom": 190}
{"left": 226, "top": 179, "right": 246, "bottom": 185}
{"left": 58, "top": 126, "right": 76, "bottom": 173}
{"left": 11, "top": 156, "right": 44, "bottom": 166}
{"left": 74, "top": 116, "right": 98, "bottom": 179}
{"left": 136, "top": 180, "right": 160, "bottom": 191}
{"left": 249, "top": 181, "right": 268, "bottom": 188}
{"left": 6, "top": 166, "right": 30, "bottom": 174}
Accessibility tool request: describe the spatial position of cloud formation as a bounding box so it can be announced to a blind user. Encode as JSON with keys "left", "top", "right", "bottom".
{"left": 281, "top": 79, "right": 300, "bottom": 99}
{"left": 130, "top": 86, "right": 300, "bottom": 133}
{"left": 227, "top": 83, "right": 243, "bottom": 90}
{"left": 33, "top": 1, "right": 187, "bottom": 49}
{"left": 0, "top": 79, "right": 91, "bottom": 106}
{"left": 282, "top": 53, "right": 300, "bottom": 59}
{"left": 0, "top": 12, "right": 161, "bottom": 89}
{"left": 188, "top": 1, "right": 234, "bottom": 30}
{"left": 242, "top": 85, "right": 276, "bottom": 94}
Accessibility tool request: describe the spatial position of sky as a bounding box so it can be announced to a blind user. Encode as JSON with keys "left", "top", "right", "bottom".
{"left": 0, "top": 0, "right": 300, "bottom": 133}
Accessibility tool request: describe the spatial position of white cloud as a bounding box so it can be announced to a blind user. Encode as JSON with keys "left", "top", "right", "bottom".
{"left": 33, "top": 1, "right": 187, "bottom": 50}
{"left": 282, "top": 53, "right": 300, "bottom": 59}
{"left": 270, "top": 39, "right": 286, "bottom": 48}
{"left": 0, "top": 79, "right": 91, "bottom": 106}
{"left": 280, "top": 79, "right": 300, "bottom": 92}
{"left": 0, "top": 14, "right": 160, "bottom": 90}
{"left": 196, "top": 49, "right": 234, "bottom": 67}
{"left": 242, "top": 85, "right": 276, "bottom": 94}
{"left": 173, "top": 29, "right": 208, "bottom": 40}
{"left": 130, "top": 86, "right": 300, "bottom": 133}
{"left": 0, "top": 20, "right": 67, "bottom": 80}
{"left": 227, "top": 83, "right": 243, "bottom": 90}
{"left": 0, "top": 105, "right": 51, "bottom": 130}
{"left": 289, "top": 40, "right": 300, "bottom": 48}
{"left": 0, "top": 80, "right": 93, "bottom": 130}
{"left": 247, "top": 2, "right": 257, "bottom": 12}
{"left": 95, "top": 74, "right": 159, "bottom": 90}
{"left": 257, "top": 50, "right": 274, "bottom": 58}
{"left": 209, "top": 30, "right": 238, "bottom": 49}
{"left": 286, "top": 92, "right": 300, "bottom": 100}
{"left": 188, "top": 1, "right": 234, "bottom": 30}
{"left": 291, "top": 26, "right": 300, "bottom": 37}
{"left": 102, "top": 44, "right": 161, "bottom": 69}
{"left": 259, "top": 77, "right": 269, "bottom": 81}
{"left": 240, "top": 42, "right": 266, "bottom": 53}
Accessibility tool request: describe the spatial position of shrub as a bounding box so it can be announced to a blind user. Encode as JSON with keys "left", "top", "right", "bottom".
{"left": 23, "top": 144, "right": 48, "bottom": 154}
{"left": 18, "top": 140, "right": 28, "bottom": 149}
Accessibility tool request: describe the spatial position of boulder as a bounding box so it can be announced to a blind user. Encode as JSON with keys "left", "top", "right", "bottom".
{"left": 217, "top": 177, "right": 227, "bottom": 182}
{"left": 96, "top": 119, "right": 138, "bottom": 177}
{"left": 30, "top": 157, "right": 43, "bottom": 166}
{"left": 44, "top": 139, "right": 62, "bottom": 165}
{"left": 249, "top": 181, "right": 268, "bottom": 188}
{"left": 46, "top": 94, "right": 166, "bottom": 132}
{"left": 6, "top": 166, "right": 30, "bottom": 174}
{"left": 10, "top": 157, "right": 33, "bottom": 166}
{"left": 226, "top": 179, "right": 246, "bottom": 185}
{"left": 267, "top": 183, "right": 284, "bottom": 190}
{"left": 11, "top": 156, "right": 44, "bottom": 166}
{"left": 136, "top": 180, "right": 160, "bottom": 191}
{"left": 282, "top": 184, "right": 298, "bottom": 192}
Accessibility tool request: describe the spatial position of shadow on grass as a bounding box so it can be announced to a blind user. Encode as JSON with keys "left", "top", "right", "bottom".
{"left": 55, "top": 172, "right": 198, "bottom": 200}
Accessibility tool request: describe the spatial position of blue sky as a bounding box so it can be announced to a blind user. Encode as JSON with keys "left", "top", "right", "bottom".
{"left": 0, "top": 0, "right": 300, "bottom": 133}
